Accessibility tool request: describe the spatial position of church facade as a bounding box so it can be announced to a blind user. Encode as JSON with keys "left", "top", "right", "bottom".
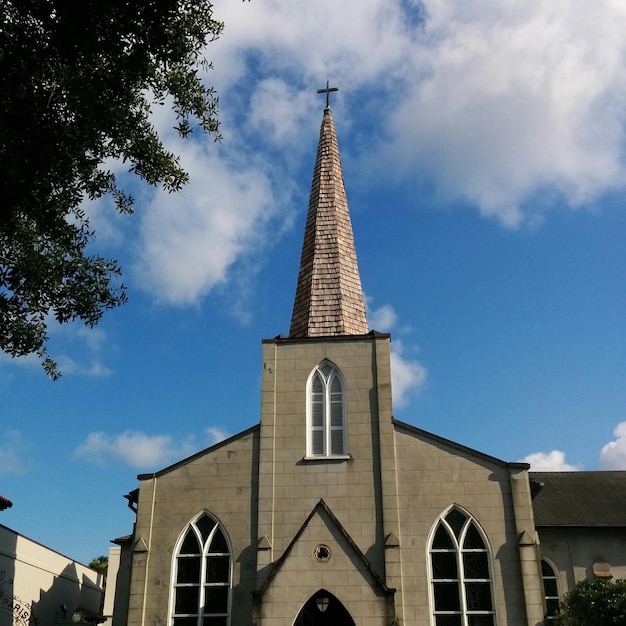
{"left": 110, "top": 103, "right": 626, "bottom": 626}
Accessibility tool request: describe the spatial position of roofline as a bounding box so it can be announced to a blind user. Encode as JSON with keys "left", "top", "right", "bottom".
{"left": 0, "top": 495, "right": 13, "bottom": 511}
{"left": 254, "top": 499, "right": 395, "bottom": 597}
{"left": 529, "top": 470, "right": 626, "bottom": 476}
{"left": 111, "top": 534, "right": 133, "bottom": 545}
{"left": 0, "top": 522, "right": 97, "bottom": 569}
{"left": 137, "top": 424, "right": 260, "bottom": 480}
{"left": 263, "top": 330, "right": 391, "bottom": 345}
{"left": 391, "top": 418, "right": 529, "bottom": 470}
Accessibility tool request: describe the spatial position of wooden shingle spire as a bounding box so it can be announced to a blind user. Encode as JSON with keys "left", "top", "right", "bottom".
{"left": 289, "top": 103, "right": 368, "bottom": 338}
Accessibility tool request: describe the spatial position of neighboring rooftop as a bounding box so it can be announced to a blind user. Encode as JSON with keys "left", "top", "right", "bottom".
{"left": 0, "top": 495, "right": 12, "bottom": 511}
{"left": 530, "top": 471, "right": 626, "bottom": 527}
{"left": 289, "top": 102, "right": 368, "bottom": 338}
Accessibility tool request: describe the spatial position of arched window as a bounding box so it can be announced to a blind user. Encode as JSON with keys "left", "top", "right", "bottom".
{"left": 429, "top": 506, "right": 495, "bottom": 626}
{"left": 170, "top": 513, "right": 231, "bottom": 626}
{"left": 306, "top": 361, "right": 346, "bottom": 457}
{"left": 541, "top": 558, "right": 560, "bottom": 622}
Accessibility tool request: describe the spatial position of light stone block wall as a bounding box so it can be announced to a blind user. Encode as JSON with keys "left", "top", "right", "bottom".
{"left": 122, "top": 329, "right": 544, "bottom": 626}
{"left": 389, "top": 425, "right": 531, "bottom": 626}
{"left": 126, "top": 428, "right": 259, "bottom": 626}
{"left": 258, "top": 336, "right": 394, "bottom": 582}
{"left": 256, "top": 335, "right": 395, "bottom": 624}
{"left": 255, "top": 507, "right": 393, "bottom": 625}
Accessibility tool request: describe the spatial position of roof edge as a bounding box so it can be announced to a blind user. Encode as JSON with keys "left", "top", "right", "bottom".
{"left": 392, "top": 418, "right": 529, "bottom": 470}
{"left": 137, "top": 423, "right": 260, "bottom": 480}
{"left": 263, "top": 330, "right": 390, "bottom": 345}
{"left": 254, "top": 498, "right": 395, "bottom": 597}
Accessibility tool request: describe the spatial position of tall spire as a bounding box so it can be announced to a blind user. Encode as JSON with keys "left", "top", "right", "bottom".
{"left": 289, "top": 101, "right": 368, "bottom": 338}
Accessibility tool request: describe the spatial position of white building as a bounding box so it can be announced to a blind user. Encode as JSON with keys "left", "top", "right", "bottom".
{"left": 0, "top": 523, "right": 103, "bottom": 626}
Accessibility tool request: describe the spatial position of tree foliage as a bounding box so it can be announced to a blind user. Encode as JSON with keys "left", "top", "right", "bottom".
{"left": 554, "top": 578, "right": 626, "bottom": 626}
{"left": 89, "top": 555, "right": 109, "bottom": 576}
{"left": 0, "top": 0, "right": 224, "bottom": 377}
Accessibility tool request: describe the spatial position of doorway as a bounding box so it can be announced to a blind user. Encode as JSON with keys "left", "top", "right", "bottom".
{"left": 293, "top": 589, "right": 356, "bottom": 626}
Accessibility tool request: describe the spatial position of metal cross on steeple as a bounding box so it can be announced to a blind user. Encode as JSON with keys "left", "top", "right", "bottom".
{"left": 317, "top": 81, "right": 338, "bottom": 109}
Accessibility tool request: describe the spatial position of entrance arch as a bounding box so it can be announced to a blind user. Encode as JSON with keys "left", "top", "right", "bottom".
{"left": 294, "top": 589, "right": 356, "bottom": 626}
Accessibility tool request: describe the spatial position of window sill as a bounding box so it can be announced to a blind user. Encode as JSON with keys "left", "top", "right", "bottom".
{"left": 302, "top": 454, "right": 352, "bottom": 462}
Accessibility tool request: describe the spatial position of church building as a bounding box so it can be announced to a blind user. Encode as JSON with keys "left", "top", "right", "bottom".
{"left": 110, "top": 93, "right": 626, "bottom": 626}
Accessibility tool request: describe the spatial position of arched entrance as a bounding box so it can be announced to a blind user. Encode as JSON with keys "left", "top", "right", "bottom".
{"left": 294, "top": 589, "right": 356, "bottom": 626}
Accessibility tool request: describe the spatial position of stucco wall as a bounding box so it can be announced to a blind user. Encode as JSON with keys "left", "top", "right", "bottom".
{"left": 539, "top": 526, "right": 626, "bottom": 593}
{"left": 0, "top": 524, "right": 102, "bottom": 626}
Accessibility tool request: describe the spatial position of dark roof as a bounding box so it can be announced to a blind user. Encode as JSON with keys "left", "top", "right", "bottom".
{"left": 530, "top": 471, "right": 626, "bottom": 527}
{"left": 0, "top": 495, "right": 12, "bottom": 511}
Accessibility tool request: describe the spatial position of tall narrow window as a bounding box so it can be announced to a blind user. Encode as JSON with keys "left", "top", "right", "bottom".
{"left": 171, "top": 513, "right": 231, "bottom": 626}
{"left": 307, "top": 361, "right": 346, "bottom": 457}
{"left": 429, "top": 507, "right": 495, "bottom": 626}
{"left": 541, "top": 559, "right": 560, "bottom": 622}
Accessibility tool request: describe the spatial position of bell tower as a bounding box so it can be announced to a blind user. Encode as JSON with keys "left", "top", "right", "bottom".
{"left": 255, "top": 86, "right": 398, "bottom": 624}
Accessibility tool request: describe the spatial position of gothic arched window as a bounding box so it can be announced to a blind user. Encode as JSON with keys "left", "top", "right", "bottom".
{"left": 306, "top": 361, "right": 346, "bottom": 457}
{"left": 170, "top": 513, "right": 231, "bottom": 626}
{"left": 429, "top": 506, "right": 495, "bottom": 626}
{"left": 541, "top": 558, "right": 560, "bottom": 622}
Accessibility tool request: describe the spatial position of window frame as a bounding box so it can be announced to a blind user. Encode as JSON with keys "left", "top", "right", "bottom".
{"left": 428, "top": 506, "right": 496, "bottom": 626}
{"left": 541, "top": 557, "right": 561, "bottom": 622}
{"left": 169, "top": 512, "right": 232, "bottom": 626}
{"left": 305, "top": 361, "right": 348, "bottom": 459}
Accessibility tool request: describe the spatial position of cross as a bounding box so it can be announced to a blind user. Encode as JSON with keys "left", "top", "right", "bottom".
{"left": 317, "top": 81, "right": 339, "bottom": 109}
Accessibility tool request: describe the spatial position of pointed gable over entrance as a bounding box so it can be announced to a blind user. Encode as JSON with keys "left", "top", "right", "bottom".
{"left": 289, "top": 98, "right": 368, "bottom": 338}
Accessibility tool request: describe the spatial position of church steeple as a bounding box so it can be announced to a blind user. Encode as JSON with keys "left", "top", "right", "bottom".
{"left": 289, "top": 92, "right": 368, "bottom": 338}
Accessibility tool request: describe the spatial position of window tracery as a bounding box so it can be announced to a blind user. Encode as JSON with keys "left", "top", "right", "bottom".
{"left": 171, "top": 513, "right": 231, "bottom": 626}
{"left": 429, "top": 506, "right": 495, "bottom": 626}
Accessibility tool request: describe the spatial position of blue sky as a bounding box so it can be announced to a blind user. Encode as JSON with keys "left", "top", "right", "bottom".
{"left": 1, "top": 0, "right": 625, "bottom": 565}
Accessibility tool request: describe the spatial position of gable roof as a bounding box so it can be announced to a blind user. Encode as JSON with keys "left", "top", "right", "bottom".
{"left": 289, "top": 106, "right": 368, "bottom": 338}
{"left": 530, "top": 471, "right": 626, "bottom": 527}
{"left": 255, "top": 499, "right": 394, "bottom": 597}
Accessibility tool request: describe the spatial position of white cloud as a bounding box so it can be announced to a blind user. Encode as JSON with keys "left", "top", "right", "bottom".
{"left": 206, "top": 427, "right": 229, "bottom": 446}
{"left": 521, "top": 450, "right": 581, "bottom": 471}
{"left": 0, "top": 430, "right": 27, "bottom": 476}
{"left": 84, "top": 0, "right": 626, "bottom": 311}
{"left": 368, "top": 304, "right": 398, "bottom": 332}
{"left": 211, "top": 0, "right": 413, "bottom": 89}
{"left": 55, "top": 355, "right": 112, "bottom": 378}
{"left": 74, "top": 431, "right": 198, "bottom": 469}
{"left": 248, "top": 78, "right": 317, "bottom": 145}
{"left": 365, "top": 301, "right": 426, "bottom": 408}
{"left": 49, "top": 323, "right": 113, "bottom": 377}
{"left": 74, "top": 427, "right": 232, "bottom": 469}
{"left": 390, "top": 340, "right": 427, "bottom": 408}
{"left": 0, "top": 324, "right": 112, "bottom": 379}
{"left": 134, "top": 143, "right": 280, "bottom": 305}
{"left": 599, "top": 421, "right": 626, "bottom": 470}
{"left": 382, "top": 0, "right": 626, "bottom": 226}
{"left": 210, "top": 0, "right": 626, "bottom": 230}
